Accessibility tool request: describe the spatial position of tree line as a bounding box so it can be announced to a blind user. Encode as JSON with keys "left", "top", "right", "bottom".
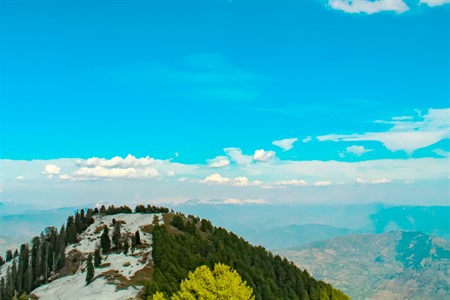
{"left": 0, "top": 204, "right": 168, "bottom": 300}
{"left": 145, "top": 214, "right": 350, "bottom": 300}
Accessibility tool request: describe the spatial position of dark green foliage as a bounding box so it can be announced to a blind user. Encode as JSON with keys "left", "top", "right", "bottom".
{"left": 94, "top": 245, "right": 102, "bottom": 267}
{"left": 112, "top": 222, "right": 121, "bottom": 250}
{"left": 135, "top": 231, "right": 141, "bottom": 246}
{"left": 123, "top": 240, "right": 129, "bottom": 255}
{"left": 200, "top": 219, "right": 213, "bottom": 232}
{"left": 65, "top": 215, "right": 77, "bottom": 244}
{"left": 100, "top": 226, "right": 111, "bottom": 253}
{"left": 5, "top": 251, "right": 13, "bottom": 263}
{"left": 135, "top": 204, "right": 169, "bottom": 214}
{"left": 171, "top": 215, "right": 185, "bottom": 231}
{"left": 1, "top": 277, "right": 5, "bottom": 300}
{"left": 85, "top": 254, "right": 94, "bottom": 285}
{"left": 146, "top": 221, "right": 350, "bottom": 300}
{"left": 104, "top": 205, "right": 133, "bottom": 215}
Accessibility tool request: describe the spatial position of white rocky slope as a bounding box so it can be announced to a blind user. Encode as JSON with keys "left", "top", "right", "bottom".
{"left": 30, "top": 213, "right": 163, "bottom": 300}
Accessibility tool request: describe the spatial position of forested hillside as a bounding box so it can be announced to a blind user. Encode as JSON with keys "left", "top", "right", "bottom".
{"left": 145, "top": 213, "right": 350, "bottom": 300}
{"left": 0, "top": 205, "right": 349, "bottom": 300}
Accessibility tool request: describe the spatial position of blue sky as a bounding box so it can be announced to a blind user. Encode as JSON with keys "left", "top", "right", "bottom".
{"left": 0, "top": 0, "right": 449, "bottom": 208}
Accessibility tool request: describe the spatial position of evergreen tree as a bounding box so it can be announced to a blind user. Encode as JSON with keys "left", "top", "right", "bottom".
{"left": 112, "top": 222, "right": 121, "bottom": 249}
{"left": 41, "top": 241, "right": 48, "bottom": 284}
{"left": 123, "top": 240, "right": 129, "bottom": 255}
{"left": 135, "top": 230, "right": 141, "bottom": 246}
{"left": 85, "top": 254, "right": 94, "bottom": 285}
{"left": 4, "top": 268, "right": 12, "bottom": 300}
{"left": 24, "top": 263, "right": 33, "bottom": 294}
{"left": 66, "top": 216, "right": 77, "bottom": 244}
{"left": 100, "top": 226, "right": 111, "bottom": 254}
{"left": 0, "top": 256, "right": 4, "bottom": 266}
{"left": 5, "top": 250, "right": 13, "bottom": 262}
{"left": 75, "top": 212, "right": 83, "bottom": 234}
{"left": 18, "top": 244, "right": 29, "bottom": 293}
{"left": 11, "top": 259, "right": 17, "bottom": 293}
{"left": 85, "top": 208, "right": 94, "bottom": 227}
{"left": 153, "top": 215, "right": 159, "bottom": 226}
{"left": 94, "top": 246, "right": 102, "bottom": 268}
{"left": 31, "top": 237, "right": 41, "bottom": 284}
{"left": 55, "top": 226, "right": 66, "bottom": 270}
{"left": 0, "top": 277, "right": 4, "bottom": 300}
{"left": 171, "top": 215, "right": 185, "bottom": 231}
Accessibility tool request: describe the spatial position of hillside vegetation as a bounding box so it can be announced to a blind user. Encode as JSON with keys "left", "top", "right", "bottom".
{"left": 0, "top": 205, "right": 349, "bottom": 300}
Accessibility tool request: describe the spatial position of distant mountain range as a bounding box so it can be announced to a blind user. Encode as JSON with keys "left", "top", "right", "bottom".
{"left": 240, "top": 224, "right": 356, "bottom": 250}
{"left": 279, "top": 231, "right": 450, "bottom": 300}
{"left": 2, "top": 202, "right": 449, "bottom": 255}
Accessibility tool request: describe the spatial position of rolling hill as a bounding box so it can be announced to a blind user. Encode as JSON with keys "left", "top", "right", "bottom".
{"left": 0, "top": 205, "right": 349, "bottom": 300}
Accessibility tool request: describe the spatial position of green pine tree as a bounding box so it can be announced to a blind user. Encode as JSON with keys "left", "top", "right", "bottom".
{"left": 94, "top": 246, "right": 102, "bottom": 268}
{"left": 85, "top": 254, "right": 94, "bottom": 285}
{"left": 100, "top": 226, "right": 111, "bottom": 254}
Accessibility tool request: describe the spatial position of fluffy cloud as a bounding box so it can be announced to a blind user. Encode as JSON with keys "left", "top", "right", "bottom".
{"left": 16, "top": 176, "right": 26, "bottom": 182}
{"left": 253, "top": 149, "right": 275, "bottom": 162}
{"left": 272, "top": 138, "right": 298, "bottom": 151}
{"left": 420, "top": 0, "right": 450, "bottom": 6}
{"left": 199, "top": 173, "right": 262, "bottom": 186}
{"left": 83, "top": 154, "right": 156, "bottom": 168}
{"left": 224, "top": 148, "right": 253, "bottom": 165}
{"left": 345, "top": 145, "right": 371, "bottom": 156}
{"left": 329, "top": 0, "right": 409, "bottom": 14}
{"left": 207, "top": 156, "right": 231, "bottom": 168}
{"left": 356, "top": 178, "right": 391, "bottom": 184}
{"left": 43, "top": 164, "right": 61, "bottom": 178}
{"left": 72, "top": 166, "right": 159, "bottom": 180}
{"left": 318, "top": 108, "right": 450, "bottom": 154}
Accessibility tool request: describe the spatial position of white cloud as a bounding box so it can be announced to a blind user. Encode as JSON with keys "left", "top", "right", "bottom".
{"left": 182, "top": 198, "right": 269, "bottom": 205}
{"left": 253, "top": 149, "right": 275, "bottom": 162}
{"left": 392, "top": 116, "right": 413, "bottom": 121}
{"left": 201, "top": 173, "right": 230, "bottom": 184}
{"left": 356, "top": 177, "right": 391, "bottom": 184}
{"left": 224, "top": 148, "right": 253, "bottom": 165}
{"left": 329, "top": 0, "right": 409, "bottom": 14}
{"left": 207, "top": 156, "right": 231, "bottom": 168}
{"left": 222, "top": 198, "right": 269, "bottom": 205}
{"left": 56, "top": 154, "right": 196, "bottom": 181}
{"left": 272, "top": 138, "right": 298, "bottom": 151}
{"left": 433, "top": 149, "right": 450, "bottom": 158}
{"left": 16, "top": 176, "right": 26, "bottom": 182}
{"left": 84, "top": 154, "right": 156, "bottom": 168}
{"left": 314, "top": 180, "right": 332, "bottom": 186}
{"left": 199, "top": 173, "right": 262, "bottom": 186}
{"left": 302, "top": 136, "right": 312, "bottom": 143}
{"left": 420, "top": 0, "right": 450, "bottom": 7}
{"left": 274, "top": 179, "right": 307, "bottom": 186}
{"left": 318, "top": 108, "right": 450, "bottom": 154}
{"left": 43, "top": 164, "right": 61, "bottom": 179}
{"left": 346, "top": 145, "right": 371, "bottom": 156}
{"left": 72, "top": 166, "right": 159, "bottom": 180}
